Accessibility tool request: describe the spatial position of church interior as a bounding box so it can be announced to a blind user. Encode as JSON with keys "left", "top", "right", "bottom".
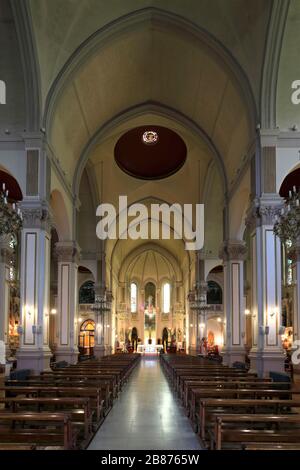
{"left": 0, "top": 0, "right": 300, "bottom": 452}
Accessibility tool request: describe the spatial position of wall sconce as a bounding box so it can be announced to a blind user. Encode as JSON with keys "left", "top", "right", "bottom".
{"left": 50, "top": 309, "right": 57, "bottom": 315}
{"left": 190, "top": 324, "right": 193, "bottom": 328}
{"left": 78, "top": 317, "right": 82, "bottom": 323}
{"left": 265, "top": 325, "right": 270, "bottom": 335}
{"left": 245, "top": 309, "right": 250, "bottom": 316}
{"left": 106, "top": 324, "right": 110, "bottom": 328}
{"left": 199, "top": 323, "right": 205, "bottom": 329}
{"left": 269, "top": 307, "right": 279, "bottom": 318}
{"left": 259, "top": 325, "right": 265, "bottom": 335}
{"left": 217, "top": 317, "right": 222, "bottom": 323}
{"left": 279, "top": 325, "right": 286, "bottom": 335}
{"left": 17, "top": 325, "right": 23, "bottom": 335}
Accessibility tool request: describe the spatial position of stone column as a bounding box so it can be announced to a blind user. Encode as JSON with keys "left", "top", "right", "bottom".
{"left": 292, "top": 239, "right": 300, "bottom": 369}
{"left": 246, "top": 197, "right": 285, "bottom": 376}
{"left": 220, "top": 240, "right": 247, "bottom": 366}
{"left": 55, "top": 241, "right": 80, "bottom": 364}
{"left": 93, "top": 284, "right": 105, "bottom": 359}
{"left": 0, "top": 235, "right": 13, "bottom": 363}
{"left": 16, "top": 202, "right": 52, "bottom": 373}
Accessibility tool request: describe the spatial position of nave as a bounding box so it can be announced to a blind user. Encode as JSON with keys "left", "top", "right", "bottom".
{"left": 88, "top": 356, "right": 202, "bottom": 450}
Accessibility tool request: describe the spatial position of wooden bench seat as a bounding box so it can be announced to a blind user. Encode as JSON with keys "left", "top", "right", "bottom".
{"left": 198, "top": 398, "right": 300, "bottom": 441}
{"left": 0, "top": 396, "right": 92, "bottom": 442}
{"left": 1, "top": 385, "right": 107, "bottom": 421}
{"left": 211, "top": 414, "right": 300, "bottom": 450}
{"left": 189, "top": 388, "right": 299, "bottom": 423}
{"left": 0, "top": 412, "right": 75, "bottom": 450}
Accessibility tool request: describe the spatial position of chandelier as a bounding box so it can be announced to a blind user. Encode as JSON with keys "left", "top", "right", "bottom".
{"left": 273, "top": 186, "right": 300, "bottom": 244}
{"left": 188, "top": 290, "right": 210, "bottom": 312}
{"left": 0, "top": 183, "right": 22, "bottom": 236}
{"left": 91, "top": 293, "right": 112, "bottom": 314}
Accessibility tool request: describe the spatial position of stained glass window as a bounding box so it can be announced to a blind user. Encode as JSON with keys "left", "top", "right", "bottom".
{"left": 142, "top": 130, "right": 158, "bottom": 145}
{"left": 79, "top": 281, "right": 95, "bottom": 304}
{"left": 131, "top": 282, "right": 137, "bottom": 313}
{"left": 163, "top": 283, "right": 170, "bottom": 313}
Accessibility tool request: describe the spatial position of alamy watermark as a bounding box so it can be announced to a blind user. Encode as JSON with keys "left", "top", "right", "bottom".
{"left": 96, "top": 196, "right": 204, "bottom": 251}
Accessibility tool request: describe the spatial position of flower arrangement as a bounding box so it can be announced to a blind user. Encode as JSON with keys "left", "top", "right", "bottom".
{"left": 273, "top": 186, "right": 300, "bottom": 245}
{"left": 0, "top": 183, "right": 22, "bottom": 236}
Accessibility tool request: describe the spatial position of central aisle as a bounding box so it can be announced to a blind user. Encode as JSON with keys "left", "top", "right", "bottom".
{"left": 88, "top": 356, "right": 202, "bottom": 450}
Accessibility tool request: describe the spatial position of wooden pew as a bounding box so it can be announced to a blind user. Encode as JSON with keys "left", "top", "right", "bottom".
{"left": 182, "top": 379, "right": 276, "bottom": 409}
{"left": 0, "top": 412, "right": 75, "bottom": 450}
{"left": 0, "top": 444, "right": 36, "bottom": 450}
{"left": 0, "top": 397, "right": 92, "bottom": 442}
{"left": 211, "top": 414, "right": 300, "bottom": 450}
{"left": 189, "top": 388, "right": 299, "bottom": 423}
{"left": 1, "top": 385, "right": 108, "bottom": 420}
{"left": 6, "top": 378, "right": 113, "bottom": 411}
{"left": 198, "top": 398, "right": 300, "bottom": 442}
{"left": 242, "top": 443, "right": 300, "bottom": 450}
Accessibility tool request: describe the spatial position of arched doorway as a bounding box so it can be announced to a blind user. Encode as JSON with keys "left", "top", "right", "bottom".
{"left": 144, "top": 282, "right": 156, "bottom": 345}
{"left": 78, "top": 319, "right": 95, "bottom": 357}
{"left": 131, "top": 327, "right": 138, "bottom": 352}
{"left": 162, "top": 327, "right": 169, "bottom": 352}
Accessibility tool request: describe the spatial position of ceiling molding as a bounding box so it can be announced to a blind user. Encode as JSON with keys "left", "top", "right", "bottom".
{"left": 42, "top": 7, "right": 257, "bottom": 136}
{"left": 72, "top": 101, "right": 229, "bottom": 201}
{"left": 260, "top": 0, "right": 290, "bottom": 128}
{"left": 10, "top": 0, "right": 41, "bottom": 132}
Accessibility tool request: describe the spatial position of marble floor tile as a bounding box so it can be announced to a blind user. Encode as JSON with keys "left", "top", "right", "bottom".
{"left": 88, "top": 356, "right": 202, "bottom": 450}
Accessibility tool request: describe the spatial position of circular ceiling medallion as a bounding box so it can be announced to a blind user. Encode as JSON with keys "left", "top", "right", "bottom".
{"left": 114, "top": 126, "right": 187, "bottom": 180}
{"left": 142, "top": 130, "right": 159, "bottom": 145}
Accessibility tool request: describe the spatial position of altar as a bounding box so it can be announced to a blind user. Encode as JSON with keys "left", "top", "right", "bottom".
{"left": 137, "top": 344, "right": 164, "bottom": 355}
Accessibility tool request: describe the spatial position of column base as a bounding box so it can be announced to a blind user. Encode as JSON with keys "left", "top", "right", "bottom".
{"left": 221, "top": 348, "right": 246, "bottom": 367}
{"left": 94, "top": 345, "right": 105, "bottom": 359}
{"left": 105, "top": 345, "right": 113, "bottom": 356}
{"left": 188, "top": 346, "right": 197, "bottom": 356}
{"left": 249, "top": 348, "right": 285, "bottom": 377}
{"left": 16, "top": 348, "right": 52, "bottom": 374}
{"left": 55, "top": 347, "right": 79, "bottom": 365}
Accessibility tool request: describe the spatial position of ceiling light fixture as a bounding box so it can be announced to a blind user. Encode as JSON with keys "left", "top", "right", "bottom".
{"left": 142, "top": 130, "right": 158, "bottom": 145}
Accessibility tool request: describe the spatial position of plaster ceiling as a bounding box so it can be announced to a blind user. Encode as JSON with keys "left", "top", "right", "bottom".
{"left": 114, "top": 126, "right": 187, "bottom": 180}
{"left": 48, "top": 25, "right": 253, "bottom": 190}
{"left": 29, "top": 0, "right": 271, "bottom": 107}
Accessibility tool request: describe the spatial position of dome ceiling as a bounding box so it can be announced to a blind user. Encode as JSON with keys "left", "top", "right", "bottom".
{"left": 114, "top": 126, "right": 187, "bottom": 180}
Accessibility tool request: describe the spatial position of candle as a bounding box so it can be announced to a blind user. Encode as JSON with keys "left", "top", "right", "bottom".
{"left": 289, "top": 190, "right": 292, "bottom": 198}
{"left": 281, "top": 208, "right": 284, "bottom": 215}
{"left": 2, "top": 183, "right": 5, "bottom": 191}
{"left": 12, "top": 203, "right": 16, "bottom": 210}
{"left": 297, "top": 199, "right": 300, "bottom": 207}
{"left": 287, "top": 204, "right": 291, "bottom": 212}
{"left": 293, "top": 186, "right": 297, "bottom": 193}
{"left": 5, "top": 190, "right": 8, "bottom": 196}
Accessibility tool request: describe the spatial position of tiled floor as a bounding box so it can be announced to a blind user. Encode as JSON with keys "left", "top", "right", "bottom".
{"left": 88, "top": 356, "right": 202, "bottom": 450}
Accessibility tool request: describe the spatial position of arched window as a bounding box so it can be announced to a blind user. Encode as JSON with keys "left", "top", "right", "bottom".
{"left": 163, "top": 282, "right": 170, "bottom": 313}
{"left": 130, "top": 282, "right": 137, "bottom": 313}
{"left": 79, "top": 281, "right": 95, "bottom": 304}
{"left": 207, "top": 281, "right": 222, "bottom": 304}
{"left": 0, "top": 80, "right": 6, "bottom": 104}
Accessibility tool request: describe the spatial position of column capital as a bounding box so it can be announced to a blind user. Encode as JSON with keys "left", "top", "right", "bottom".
{"left": 219, "top": 240, "right": 247, "bottom": 261}
{"left": 245, "top": 196, "right": 284, "bottom": 231}
{"left": 55, "top": 241, "right": 81, "bottom": 263}
{"left": 20, "top": 200, "right": 52, "bottom": 232}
